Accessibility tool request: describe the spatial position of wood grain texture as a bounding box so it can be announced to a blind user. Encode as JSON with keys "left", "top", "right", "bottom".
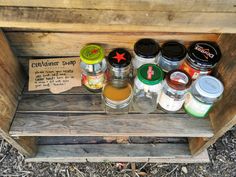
{"left": 25, "top": 144, "right": 210, "bottom": 163}
{"left": 0, "top": 7, "right": 235, "bottom": 33}
{"left": 5, "top": 32, "right": 219, "bottom": 57}
{"left": 9, "top": 113, "right": 213, "bottom": 137}
{"left": 189, "top": 34, "right": 236, "bottom": 155}
{"left": 0, "top": 0, "right": 235, "bottom": 12}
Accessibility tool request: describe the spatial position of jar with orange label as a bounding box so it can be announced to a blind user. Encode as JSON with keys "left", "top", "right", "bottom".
{"left": 179, "top": 41, "right": 221, "bottom": 80}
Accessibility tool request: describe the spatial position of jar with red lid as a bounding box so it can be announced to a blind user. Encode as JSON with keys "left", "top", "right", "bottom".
{"left": 159, "top": 69, "right": 192, "bottom": 112}
{"left": 179, "top": 41, "right": 221, "bottom": 80}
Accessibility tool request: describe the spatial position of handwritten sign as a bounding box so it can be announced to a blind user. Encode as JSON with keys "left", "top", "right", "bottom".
{"left": 28, "top": 58, "right": 81, "bottom": 93}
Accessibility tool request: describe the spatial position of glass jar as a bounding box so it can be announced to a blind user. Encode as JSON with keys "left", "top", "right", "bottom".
{"left": 158, "top": 41, "right": 186, "bottom": 72}
{"left": 179, "top": 41, "right": 221, "bottom": 80}
{"left": 133, "top": 64, "right": 164, "bottom": 114}
{"left": 80, "top": 44, "right": 107, "bottom": 92}
{"left": 184, "top": 75, "right": 224, "bottom": 118}
{"left": 132, "top": 38, "right": 160, "bottom": 70}
{"left": 159, "top": 69, "right": 192, "bottom": 113}
{"left": 102, "top": 82, "right": 133, "bottom": 114}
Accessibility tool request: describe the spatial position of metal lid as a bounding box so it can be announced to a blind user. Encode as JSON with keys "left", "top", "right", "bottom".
{"left": 161, "top": 41, "right": 186, "bottom": 61}
{"left": 195, "top": 75, "right": 224, "bottom": 99}
{"left": 134, "top": 38, "right": 160, "bottom": 58}
{"left": 80, "top": 44, "right": 105, "bottom": 64}
{"left": 137, "top": 64, "right": 163, "bottom": 85}
{"left": 108, "top": 48, "right": 131, "bottom": 68}
{"left": 188, "top": 41, "right": 221, "bottom": 68}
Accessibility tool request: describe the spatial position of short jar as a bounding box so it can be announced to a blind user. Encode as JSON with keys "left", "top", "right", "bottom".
{"left": 132, "top": 38, "right": 160, "bottom": 69}
{"left": 102, "top": 82, "right": 133, "bottom": 114}
{"left": 179, "top": 41, "right": 221, "bottom": 80}
{"left": 158, "top": 41, "right": 186, "bottom": 72}
{"left": 133, "top": 64, "right": 164, "bottom": 114}
{"left": 184, "top": 75, "right": 224, "bottom": 118}
{"left": 80, "top": 44, "right": 107, "bottom": 92}
{"left": 159, "top": 69, "right": 192, "bottom": 113}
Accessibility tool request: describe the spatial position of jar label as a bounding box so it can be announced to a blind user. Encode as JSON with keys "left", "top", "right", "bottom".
{"left": 159, "top": 92, "right": 184, "bottom": 112}
{"left": 82, "top": 72, "right": 105, "bottom": 90}
{"left": 184, "top": 93, "right": 212, "bottom": 118}
{"left": 179, "top": 61, "right": 210, "bottom": 80}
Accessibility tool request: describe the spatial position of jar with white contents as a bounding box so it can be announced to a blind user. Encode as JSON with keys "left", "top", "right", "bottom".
{"left": 159, "top": 69, "right": 192, "bottom": 113}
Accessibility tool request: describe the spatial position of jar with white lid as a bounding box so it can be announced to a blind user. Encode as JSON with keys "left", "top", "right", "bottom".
{"left": 133, "top": 38, "right": 160, "bottom": 70}
{"left": 133, "top": 64, "right": 164, "bottom": 114}
{"left": 159, "top": 69, "right": 191, "bottom": 112}
{"left": 184, "top": 75, "right": 224, "bottom": 118}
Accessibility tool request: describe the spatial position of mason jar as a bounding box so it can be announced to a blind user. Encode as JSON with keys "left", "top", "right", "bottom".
{"left": 184, "top": 75, "right": 224, "bottom": 118}
{"left": 159, "top": 69, "right": 192, "bottom": 113}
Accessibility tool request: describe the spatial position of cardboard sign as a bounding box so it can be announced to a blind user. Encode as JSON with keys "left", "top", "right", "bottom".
{"left": 28, "top": 58, "right": 81, "bottom": 93}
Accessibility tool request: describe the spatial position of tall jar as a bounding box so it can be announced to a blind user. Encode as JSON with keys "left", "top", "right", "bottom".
{"left": 133, "top": 64, "right": 164, "bottom": 114}
{"left": 179, "top": 41, "right": 221, "bottom": 80}
{"left": 159, "top": 69, "right": 192, "bottom": 113}
{"left": 158, "top": 41, "right": 186, "bottom": 72}
{"left": 80, "top": 44, "right": 107, "bottom": 92}
{"left": 184, "top": 75, "right": 224, "bottom": 118}
{"left": 102, "top": 82, "right": 133, "bottom": 114}
{"left": 132, "top": 38, "right": 160, "bottom": 70}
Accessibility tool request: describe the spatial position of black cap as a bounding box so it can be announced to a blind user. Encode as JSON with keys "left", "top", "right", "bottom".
{"left": 161, "top": 41, "right": 186, "bottom": 61}
{"left": 108, "top": 48, "right": 131, "bottom": 68}
{"left": 188, "top": 41, "right": 221, "bottom": 67}
{"left": 134, "top": 38, "right": 160, "bottom": 58}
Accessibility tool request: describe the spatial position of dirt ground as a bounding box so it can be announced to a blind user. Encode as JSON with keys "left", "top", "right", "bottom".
{"left": 0, "top": 126, "right": 235, "bottom": 177}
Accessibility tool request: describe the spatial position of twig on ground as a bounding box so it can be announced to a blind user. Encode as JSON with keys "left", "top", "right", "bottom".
{"left": 163, "top": 165, "right": 178, "bottom": 177}
{"left": 138, "top": 162, "right": 149, "bottom": 171}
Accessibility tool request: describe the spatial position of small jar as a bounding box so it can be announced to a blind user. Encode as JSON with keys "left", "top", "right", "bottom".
{"left": 133, "top": 38, "right": 160, "bottom": 69}
{"left": 80, "top": 44, "right": 107, "bottom": 92}
{"left": 107, "top": 48, "right": 132, "bottom": 87}
{"left": 184, "top": 75, "right": 224, "bottom": 118}
{"left": 133, "top": 64, "right": 164, "bottom": 114}
{"left": 179, "top": 41, "right": 221, "bottom": 80}
{"left": 102, "top": 82, "right": 133, "bottom": 114}
{"left": 158, "top": 41, "right": 186, "bottom": 72}
{"left": 159, "top": 69, "right": 192, "bottom": 113}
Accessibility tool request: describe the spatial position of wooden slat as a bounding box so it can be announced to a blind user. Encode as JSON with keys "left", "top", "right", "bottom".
{"left": 25, "top": 144, "right": 210, "bottom": 163}
{"left": 10, "top": 113, "right": 213, "bottom": 137}
{"left": 0, "top": 0, "right": 235, "bottom": 12}
{"left": 0, "top": 7, "right": 235, "bottom": 33}
{"left": 189, "top": 34, "right": 236, "bottom": 155}
{"left": 5, "top": 32, "right": 219, "bottom": 57}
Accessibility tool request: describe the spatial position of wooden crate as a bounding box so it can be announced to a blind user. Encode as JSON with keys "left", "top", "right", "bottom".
{"left": 0, "top": 0, "right": 235, "bottom": 163}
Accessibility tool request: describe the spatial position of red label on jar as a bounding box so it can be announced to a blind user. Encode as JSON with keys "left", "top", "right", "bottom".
{"left": 82, "top": 73, "right": 105, "bottom": 90}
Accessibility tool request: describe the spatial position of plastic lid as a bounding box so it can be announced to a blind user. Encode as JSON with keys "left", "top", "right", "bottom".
{"left": 108, "top": 48, "right": 131, "bottom": 68}
{"left": 195, "top": 76, "right": 224, "bottom": 99}
{"left": 134, "top": 38, "right": 160, "bottom": 58}
{"left": 80, "top": 44, "right": 105, "bottom": 64}
{"left": 137, "top": 64, "right": 163, "bottom": 85}
{"left": 188, "top": 41, "right": 221, "bottom": 68}
{"left": 161, "top": 41, "right": 186, "bottom": 61}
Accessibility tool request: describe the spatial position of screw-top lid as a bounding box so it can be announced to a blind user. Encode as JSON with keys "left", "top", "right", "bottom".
{"left": 108, "top": 48, "right": 131, "bottom": 68}
{"left": 161, "top": 41, "right": 186, "bottom": 61}
{"left": 80, "top": 44, "right": 105, "bottom": 64}
{"left": 137, "top": 64, "right": 163, "bottom": 85}
{"left": 134, "top": 38, "right": 160, "bottom": 58}
{"left": 195, "top": 75, "right": 224, "bottom": 99}
{"left": 188, "top": 41, "right": 221, "bottom": 68}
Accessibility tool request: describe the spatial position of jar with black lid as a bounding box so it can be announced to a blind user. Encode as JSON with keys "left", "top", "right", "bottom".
{"left": 179, "top": 41, "right": 221, "bottom": 80}
{"left": 158, "top": 41, "right": 186, "bottom": 72}
{"left": 133, "top": 38, "right": 160, "bottom": 69}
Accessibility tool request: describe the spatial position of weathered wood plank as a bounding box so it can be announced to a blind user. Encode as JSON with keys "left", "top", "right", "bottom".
{"left": 10, "top": 113, "right": 213, "bottom": 137}
{"left": 25, "top": 144, "right": 210, "bottom": 163}
{"left": 0, "top": 7, "right": 235, "bottom": 33}
{"left": 0, "top": 0, "right": 235, "bottom": 12}
{"left": 189, "top": 34, "right": 236, "bottom": 155}
{"left": 5, "top": 32, "right": 219, "bottom": 57}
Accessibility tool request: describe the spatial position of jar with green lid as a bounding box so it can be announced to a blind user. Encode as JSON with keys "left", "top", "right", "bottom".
{"left": 80, "top": 44, "right": 107, "bottom": 92}
{"left": 184, "top": 75, "right": 224, "bottom": 118}
{"left": 133, "top": 64, "right": 164, "bottom": 114}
